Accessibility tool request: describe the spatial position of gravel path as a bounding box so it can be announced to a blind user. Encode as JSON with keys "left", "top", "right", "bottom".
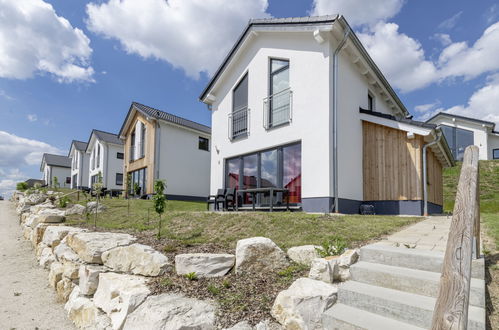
{"left": 0, "top": 201, "right": 74, "bottom": 330}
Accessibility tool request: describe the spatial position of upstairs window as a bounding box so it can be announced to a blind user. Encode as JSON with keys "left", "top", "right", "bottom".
{"left": 266, "top": 59, "right": 291, "bottom": 128}
{"left": 96, "top": 144, "right": 101, "bottom": 168}
{"left": 140, "top": 122, "right": 146, "bottom": 158}
{"left": 117, "top": 152, "right": 124, "bottom": 159}
{"left": 199, "top": 137, "right": 209, "bottom": 151}
{"left": 493, "top": 148, "right": 499, "bottom": 160}
{"left": 367, "top": 92, "right": 375, "bottom": 111}
{"left": 230, "top": 73, "right": 249, "bottom": 140}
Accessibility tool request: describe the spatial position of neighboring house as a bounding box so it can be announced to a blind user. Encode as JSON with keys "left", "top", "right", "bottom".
{"left": 199, "top": 15, "right": 454, "bottom": 215}
{"left": 118, "top": 102, "right": 211, "bottom": 200}
{"left": 426, "top": 112, "right": 499, "bottom": 161}
{"left": 68, "top": 140, "right": 90, "bottom": 190}
{"left": 86, "top": 130, "right": 124, "bottom": 192}
{"left": 40, "top": 153, "right": 72, "bottom": 188}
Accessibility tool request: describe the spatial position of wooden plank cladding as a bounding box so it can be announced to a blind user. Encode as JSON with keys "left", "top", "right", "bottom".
{"left": 362, "top": 121, "right": 443, "bottom": 205}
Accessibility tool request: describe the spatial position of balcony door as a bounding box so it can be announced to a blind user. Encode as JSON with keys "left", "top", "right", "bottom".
{"left": 231, "top": 74, "right": 248, "bottom": 139}
{"left": 269, "top": 59, "right": 290, "bottom": 127}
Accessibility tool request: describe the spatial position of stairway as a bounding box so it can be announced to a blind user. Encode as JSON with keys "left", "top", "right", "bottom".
{"left": 322, "top": 243, "right": 486, "bottom": 330}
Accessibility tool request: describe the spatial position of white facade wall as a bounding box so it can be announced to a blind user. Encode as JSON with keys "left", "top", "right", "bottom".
{"left": 70, "top": 149, "right": 90, "bottom": 189}
{"left": 158, "top": 122, "right": 211, "bottom": 198}
{"left": 88, "top": 139, "right": 124, "bottom": 190}
{"left": 209, "top": 32, "right": 332, "bottom": 199}
{"left": 428, "top": 117, "right": 492, "bottom": 160}
{"left": 209, "top": 31, "right": 401, "bottom": 204}
{"left": 488, "top": 133, "right": 499, "bottom": 159}
{"left": 50, "top": 166, "right": 71, "bottom": 188}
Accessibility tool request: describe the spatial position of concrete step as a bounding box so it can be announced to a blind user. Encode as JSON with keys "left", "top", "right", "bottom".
{"left": 360, "top": 243, "right": 485, "bottom": 279}
{"left": 322, "top": 303, "right": 425, "bottom": 330}
{"left": 337, "top": 281, "right": 485, "bottom": 330}
{"left": 350, "top": 261, "right": 485, "bottom": 308}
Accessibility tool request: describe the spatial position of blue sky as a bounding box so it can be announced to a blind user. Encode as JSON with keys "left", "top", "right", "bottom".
{"left": 1, "top": 0, "right": 499, "bottom": 196}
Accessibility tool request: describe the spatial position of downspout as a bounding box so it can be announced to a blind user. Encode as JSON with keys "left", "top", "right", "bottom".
{"left": 332, "top": 22, "right": 350, "bottom": 213}
{"left": 423, "top": 128, "right": 442, "bottom": 216}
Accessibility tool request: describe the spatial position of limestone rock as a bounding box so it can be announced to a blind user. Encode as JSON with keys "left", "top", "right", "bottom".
{"left": 63, "top": 261, "right": 81, "bottom": 280}
{"left": 31, "top": 223, "right": 51, "bottom": 247}
{"left": 49, "top": 262, "right": 64, "bottom": 288}
{"left": 271, "top": 278, "right": 337, "bottom": 329}
{"left": 64, "top": 204, "right": 86, "bottom": 216}
{"left": 56, "top": 277, "right": 75, "bottom": 302}
{"left": 39, "top": 247, "right": 56, "bottom": 269}
{"left": 66, "top": 232, "right": 136, "bottom": 264}
{"left": 287, "top": 245, "right": 321, "bottom": 267}
{"left": 175, "top": 253, "right": 235, "bottom": 278}
{"left": 235, "top": 237, "right": 289, "bottom": 274}
{"left": 93, "top": 272, "right": 150, "bottom": 330}
{"left": 338, "top": 249, "right": 360, "bottom": 267}
{"left": 122, "top": 294, "right": 216, "bottom": 330}
{"left": 24, "top": 193, "right": 47, "bottom": 205}
{"left": 86, "top": 201, "right": 106, "bottom": 213}
{"left": 54, "top": 241, "right": 81, "bottom": 264}
{"left": 308, "top": 258, "right": 334, "bottom": 284}
{"left": 102, "top": 243, "right": 171, "bottom": 276}
{"left": 255, "top": 320, "right": 283, "bottom": 330}
{"left": 23, "top": 227, "right": 33, "bottom": 240}
{"left": 79, "top": 265, "right": 107, "bottom": 296}
{"left": 37, "top": 213, "right": 65, "bottom": 224}
{"left": 42, "top": 225, "right": 86, "bottom": 248}
{"left": 65, "top": 286, "right": 112, "bottom": 330}
{"left": 37, "top": 207, "right": 67, "bottom": 217}
{"left": 30, "top": 202, "right": 55, "bottom": 214}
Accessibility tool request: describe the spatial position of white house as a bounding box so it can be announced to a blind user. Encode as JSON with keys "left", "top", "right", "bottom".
{"left": 199, "top": 15, "right": 454, "bottom": 215}
{"left": 68, "top": 140, "right": 90, "bottom": 189}
{"left": 86, "top": 129, "right": 124, "bottom": 192}
{"left": 118, "top": 102, "right": 211, "bottom": 200}
{"left": 426, "top": 112, "right": 499, "bottom": 161}
{"left": 40, "top": 153, "right": 71, "bottom": 188}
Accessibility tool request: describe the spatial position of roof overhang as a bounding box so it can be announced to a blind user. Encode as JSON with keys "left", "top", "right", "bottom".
{"left": 118, "top": 103, "right": 155, "bottom": 140}
{"left": 426, "top": 112, "right": 496, "bottom": 131}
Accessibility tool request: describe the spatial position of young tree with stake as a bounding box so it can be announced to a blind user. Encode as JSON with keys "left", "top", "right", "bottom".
{"left": 92, "top": 171, "right": 103, "bottom": 229}
{"left": 152, "top": 180, "right": 166, "bottom": 239}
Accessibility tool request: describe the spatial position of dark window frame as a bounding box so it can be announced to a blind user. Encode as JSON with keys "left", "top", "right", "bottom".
{"left": 367, "top": 91, "right": 375, "bottom": 111}
{"left": 493, "top": 148, "right": 499, "bottom": 160}
{"left": 198, "top": 136, "right": 209, "bottom": 151}
{"left": 441, "top": 124, "right": 474, "bottom": 161}
{"left": 231, "top": 72, "right": 249, "bottom": 140}
{"left": 116, "top": 173, "right": 123, "bottom": 186}
{"left": 117, "top": 152, "right": 124, "bottom": 159}
{"left": 267, "top": 58, "right": 290, "bottom": 129}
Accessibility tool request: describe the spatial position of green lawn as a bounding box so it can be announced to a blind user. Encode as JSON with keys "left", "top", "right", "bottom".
{"left": 443, "top": 160, "right": 499, "bottom": 248}
{"left": 65, "top": 197, "right": 420, "bottom": 249}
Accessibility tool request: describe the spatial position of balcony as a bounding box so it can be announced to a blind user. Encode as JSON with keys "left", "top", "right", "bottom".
{"left": 228, "top": 106, "right": 250, "bottom": 140}
{"left": 263, "top": 88, "right": 292, "bottom": 129}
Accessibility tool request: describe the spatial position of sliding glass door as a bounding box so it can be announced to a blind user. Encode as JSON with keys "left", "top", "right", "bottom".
{"left": 225, "top": 142, "right": 301, "bottom": 206}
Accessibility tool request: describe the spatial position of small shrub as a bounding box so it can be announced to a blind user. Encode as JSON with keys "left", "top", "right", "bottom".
{"left": 222, "top": 279, "right": 231, "bottom": 289}
{"left": 16, "top": 182, "right": 28, "bottom": 191}
{"left": 184, "top": 272, "right": 198, "bottom": 281}
{"left": 58, "top": 196, "right": 70, "bottom": 208}
{"left": 133, "top": 182, "right": 141, "bottom": 196}
{"left": 207, "top": 284, "right": 220, "bottom": 295}
{"left": 316, "top": 236, "right": 348, "bottom": 257}
{"left": 53, "top": 176, "right": 59, "bottom": 190}
{"left": 163, "top": 244, "right": 177, "bottom": 253}
{"left": 34, "top": 183, "right": 42, "bottom": 189}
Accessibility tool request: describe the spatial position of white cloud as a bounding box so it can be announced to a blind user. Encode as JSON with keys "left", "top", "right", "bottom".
{"left": 431, "top": 33, "right": 452, "bottom": 46}
{"left": 484, "top": 4, "right": 499, "bottom": 24}
{"left": 438, "top": 22, "right": 499, "bottom": 81}
{"left": 414, "top": 100, "right": 441, "bottom": 113}
{"left": 27, "top": 114, "right": 38, "bottom": 122}
{"left": 86, "top": 0, "right": 270, "bottom": 78}
{"left": 358, "top": 23, "right": 439, "bottom": 93}
{"left": 0, "top": 168, "right": 29, "bottom": 197}
{"left": 311, "top": 0, "right": 404, "bottom": 27}
{"left": 0, "top": 131, "right": 62, "bottom": 167}
{"left": 443, "top": 78, "right": 499, "bottom": 125}
{"left": 0, "top": 0, "right": 94, "bottom": 82}
{"left": 437, "top": 11, "right": 463, "bottom": 30}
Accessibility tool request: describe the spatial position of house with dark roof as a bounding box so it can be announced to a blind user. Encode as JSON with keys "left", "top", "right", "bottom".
{"left": 69, "top": 140, "right": 90, "bottom": 189}
{"left": 426, "top": 112, "right": 499, "bottom": 160}
{"left": 199, "top": 15, "right": 454, "bottom": 215}
{"left": 40, "top": 153, "right": 72, "bottom": 188}
{"left": 118, "top": 102, "right": 211, "bottom": 199}
{"left": 86, "top": 129, "right": 124, "bottom": 192}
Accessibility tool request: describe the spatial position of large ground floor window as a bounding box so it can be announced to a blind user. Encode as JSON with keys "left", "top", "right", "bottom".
{"left": 441, "top": 125, "right": 474, "bottom": 161}
{"left": 225, "top": 142, "right": 301, "bottom": 205}
{"left": 129, "top": 167, "right": 147, "bottom": 196}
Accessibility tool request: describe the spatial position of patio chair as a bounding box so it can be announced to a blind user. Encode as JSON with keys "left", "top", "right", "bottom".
{"left": 223, "top": 188, "right": 237, "bottom": 211}
{"left": 207, "top": 189, "right": 225, "bottom": 211}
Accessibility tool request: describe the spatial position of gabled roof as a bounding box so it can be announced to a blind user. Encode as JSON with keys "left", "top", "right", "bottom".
{"left": 68, "top": 140, "right": 88, "bottom": 156}
{"left": 360, "top": 109, "right": 436, "bottom": 129}
{"left": 118, "top": 102, "right": 211, "bottom": 138}
{"left": 198, "top": 15, "right": 410, "bottom": 117}
{"left": 426, "top": 112, "right": 496, "bottom": 129}
{"left": 85, "top": 129, "right": 123, "bottom": 153}
{"left": 41, "top": 153, "right": 71, "bottom": 171}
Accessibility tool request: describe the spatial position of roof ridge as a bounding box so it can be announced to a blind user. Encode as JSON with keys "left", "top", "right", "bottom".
{"left": 132, "top": 102, "right": 211, "bottom": 129}
{"left": 91, "top": 128, "right": 119, "bottom": 136}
